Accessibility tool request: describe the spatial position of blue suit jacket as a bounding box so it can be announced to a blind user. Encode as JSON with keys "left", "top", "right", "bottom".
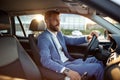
{"left": 37, "top": 30, "right": 87, "bottom": 73}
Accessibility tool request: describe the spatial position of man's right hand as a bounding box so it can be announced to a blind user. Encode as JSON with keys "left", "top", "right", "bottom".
{"left": 64, "top": 69, "right": 81, "bottom": 80}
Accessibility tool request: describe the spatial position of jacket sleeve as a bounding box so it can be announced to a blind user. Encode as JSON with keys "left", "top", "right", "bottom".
{"left": 63, "top": 35, "right": 88, "bottom": 45}
{"left": 37, "top": 36, "right": 65, "bottom": 73}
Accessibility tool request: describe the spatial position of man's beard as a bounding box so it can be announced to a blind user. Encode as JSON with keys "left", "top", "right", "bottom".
{"left": 49, "top": 24, "right": 60, "bottom": 32}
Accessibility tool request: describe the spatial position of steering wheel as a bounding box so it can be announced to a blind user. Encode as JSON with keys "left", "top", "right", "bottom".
{"left": 83, "top": 34, "right": 110, "bottom": 62}
{"left": 83, "top": 34, "right": 99, "bottom": 61}
{"left": 87, "top": 35, "right": 99, "bottom": 52}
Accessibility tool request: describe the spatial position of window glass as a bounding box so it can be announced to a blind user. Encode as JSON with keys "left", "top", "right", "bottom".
{"left": 0, "top": 24, "right": 10, "bottom": 34}
{"left": 60, "top": 14, "right": 104, "bottom": 38}
{"left": 15, "top": 16, "right": 24, "bottom": 37}
{"left": 0, "top": 30, "right": 8, "bottom": 34}
{"left": 15, "top": 14, "right": 44, "bottom": 37}
{"left": 14, "top": 14, "right": 105, "bottom": 40}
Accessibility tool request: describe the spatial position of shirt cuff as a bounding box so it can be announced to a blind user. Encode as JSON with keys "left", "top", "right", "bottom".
{"left": 85, "top": 36, "right": 88, "bottom": 42}
{"left": 60, "top": 67, "right": 66, "bottom": 73}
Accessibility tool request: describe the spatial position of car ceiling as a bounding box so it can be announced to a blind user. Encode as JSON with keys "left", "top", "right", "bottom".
{"left": 0, "top": 0, "right": 94, "bottom": 16}
{"left": 0, "top": 0, "right": 120, "bottom": 22}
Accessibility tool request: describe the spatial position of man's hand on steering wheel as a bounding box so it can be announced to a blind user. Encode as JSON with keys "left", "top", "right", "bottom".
{"left": 83, "top": 33, "right": 99, "bottom": 61}
{"left": 87, "top": 31, "right": 99, "bottom": 42}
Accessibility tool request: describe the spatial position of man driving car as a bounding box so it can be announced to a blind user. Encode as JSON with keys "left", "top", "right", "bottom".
{"left": 37, "top": 10, "right": 104, "bottom": 80}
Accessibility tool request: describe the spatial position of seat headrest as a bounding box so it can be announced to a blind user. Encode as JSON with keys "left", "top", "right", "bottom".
{"left": 29, "top": 19, "right": 46, "bottom": 31}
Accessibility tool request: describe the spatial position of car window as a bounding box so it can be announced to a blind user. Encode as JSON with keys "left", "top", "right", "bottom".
{"left": 0, "top": 29, "right": 8, "bottom": 34}
{"left": 60, "top": 14, "right": 105, "bottom": 40}
{"left": 60, "top": 14, "right": 86, "bottom": 36}
{"left": 14, "top": 14, "right": 105, "bottom": 40}
{"left": 15, "top": 14, "right": 44, "bottom": 37}
{"left": 0, "top": 24, "right": 10, "bottom": 34}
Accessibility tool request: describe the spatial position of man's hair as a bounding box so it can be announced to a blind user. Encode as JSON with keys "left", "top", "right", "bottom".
{"left": 44, "top": 10, "right": 60, "bottom": 20}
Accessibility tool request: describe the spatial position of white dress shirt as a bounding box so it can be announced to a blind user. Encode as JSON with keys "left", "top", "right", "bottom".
{"left": 49, "top": 31, "right": 69, "bottom": 63}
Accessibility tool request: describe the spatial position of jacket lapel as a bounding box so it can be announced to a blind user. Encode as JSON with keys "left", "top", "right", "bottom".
{"left": 57, "top": 32, "right": 68, "bottom": 55}
{"left": 57, "top": 32, "right": 74, "bottom": 60}
{"left": 57, "top": 32, "right": 65, "bottom": 50}
{"left": 45, "top": 30, "right": 61, "bottom": 59}
{"left": 45, "top": 30, "right": 73, "bottom": 60}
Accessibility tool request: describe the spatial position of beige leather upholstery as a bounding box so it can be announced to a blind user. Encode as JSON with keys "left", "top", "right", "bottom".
{"left": 0, "top": 35, "right": 42, "bottom": 80}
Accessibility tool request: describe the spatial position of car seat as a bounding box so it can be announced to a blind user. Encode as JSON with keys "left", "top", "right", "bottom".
{"left": 0, "top": 34, "right": 42, "bottom": 80}
{"left": 0, "top": 11, "right": 42, "bottom": 80}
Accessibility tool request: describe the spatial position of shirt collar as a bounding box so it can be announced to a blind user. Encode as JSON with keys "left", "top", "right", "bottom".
{"left": 47, "top": 29, "right": 57, "bottom": 37}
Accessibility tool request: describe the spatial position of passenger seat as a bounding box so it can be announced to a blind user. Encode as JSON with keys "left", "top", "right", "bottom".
{"left": 0, "top": 24, "right": 42, "bottom": 80}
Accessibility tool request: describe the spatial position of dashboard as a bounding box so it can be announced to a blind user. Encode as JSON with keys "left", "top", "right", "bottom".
{"left": 106, "top": 34, "right": 120, "bottom": 66}
{"left": 109, "top": 34, "right": 119, "bottom": 53}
